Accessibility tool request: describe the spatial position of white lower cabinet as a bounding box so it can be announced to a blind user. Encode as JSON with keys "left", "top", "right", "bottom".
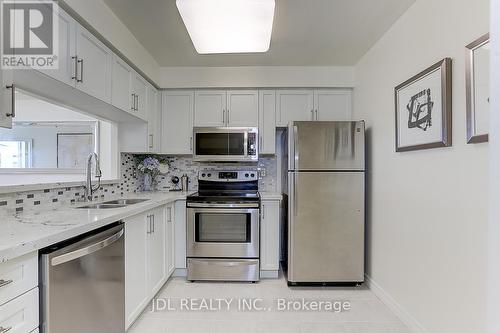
{"left": 174, "top": 200, "right": 187, "bottom": 270}
{"left": 0, "top": 287, "right": 39, "bottom": 333}
{"left": 125, "top": 204, "right": 177, "bottom": 329}
{"left": 260, "top": 199, "right": 281, "bottom": 278}
{"left": 0, "top": 252, "right": 38, "bottom": 306}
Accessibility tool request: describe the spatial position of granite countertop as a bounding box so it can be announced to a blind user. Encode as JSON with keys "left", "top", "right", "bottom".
{"left": 0, "top": 191, "right": 193, "bottom": 263}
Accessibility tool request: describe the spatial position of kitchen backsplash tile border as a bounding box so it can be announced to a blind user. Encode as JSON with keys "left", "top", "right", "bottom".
{"left": 0, "top": 153, "right": 277, "bottom": 216}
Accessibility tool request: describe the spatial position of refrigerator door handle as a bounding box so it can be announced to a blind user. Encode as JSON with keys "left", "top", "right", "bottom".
{"left": 293, "top": 125, "right": 299, "bottom": 170}
{"left": 293, "top": 172, "right": 298, "bottom": 217}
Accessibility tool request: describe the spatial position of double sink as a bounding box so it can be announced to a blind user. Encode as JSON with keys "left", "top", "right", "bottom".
{"left": 76, "top": 198, "right": 150, "bottom": 209}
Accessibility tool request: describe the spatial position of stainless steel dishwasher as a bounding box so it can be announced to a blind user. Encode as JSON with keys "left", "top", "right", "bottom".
{"left": 40, "top": 223, "right": 125, "bottom": 333}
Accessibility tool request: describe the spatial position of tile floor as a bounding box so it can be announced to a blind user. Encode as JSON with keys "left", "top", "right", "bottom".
{"left": 129, "top": 273, "right": 411, "bottom": 333}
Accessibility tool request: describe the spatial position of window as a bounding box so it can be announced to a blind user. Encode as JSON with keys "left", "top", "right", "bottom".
{"left": 0, "top": 140, "right": 32, "bottom": 168}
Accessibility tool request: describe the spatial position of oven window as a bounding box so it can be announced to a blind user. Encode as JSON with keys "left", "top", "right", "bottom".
{"left": 195, "top": 213, "right": 251, "bottom": 243}
{"left": 228, "top": 133, "right": 245, "bottom": 155}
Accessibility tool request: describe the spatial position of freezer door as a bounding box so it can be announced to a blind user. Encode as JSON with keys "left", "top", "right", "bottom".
{"left": 288, "top": 172, "right": 364, "bottom": 283}
{"left": 289, "top": 121, "right": 365, "bottom": 171}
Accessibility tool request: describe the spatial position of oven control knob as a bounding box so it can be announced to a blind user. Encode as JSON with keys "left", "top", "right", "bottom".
{"left": 207, "top": 173, "right": 212, "bottom": 177}
{"left": 245, "top": 173, "right": 249, "bottom": 178}
{"left": 251, "top": 173, "right": 255, "bottom": 178}
{"left": 202, "top": 173, "right": 206, "bottom": 178}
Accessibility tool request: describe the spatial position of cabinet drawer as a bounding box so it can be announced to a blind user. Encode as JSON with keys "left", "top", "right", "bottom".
{"left": 0, "top": 253, "right": 38, "bottom": 306}
{"left": 0, "top": 288, "right": 39, "bottom": 333}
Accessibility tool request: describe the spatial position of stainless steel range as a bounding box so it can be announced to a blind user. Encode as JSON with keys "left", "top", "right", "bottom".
{"left": 186, "top": 170, "right": 260, "bottom": 282}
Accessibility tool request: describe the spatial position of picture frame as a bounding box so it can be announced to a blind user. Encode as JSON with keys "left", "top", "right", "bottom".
{"left": 466, "top": 33, "right": 490, "bottom": 144}
{"left": 57, "top": 133, "right": 94, "bottom": 169}
{"left": 394, "top": 58, "right": 452, "bottom": 152}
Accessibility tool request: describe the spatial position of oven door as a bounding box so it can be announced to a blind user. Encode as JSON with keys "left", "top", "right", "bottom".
{"left": 193, "top": 127, "right": 258, "bottom": 162}
{"left": 187, "top": 206, "right": 259, "bottom": 258}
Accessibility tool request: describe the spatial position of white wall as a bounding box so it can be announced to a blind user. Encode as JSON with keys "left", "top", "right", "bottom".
{"left": 61, "top": 0, "right": 160, "bottom": 84}
{"left": 487, "top": 0, "right": 500, "bottom": 332}
{"left": 159, "top": 66, "right": 355, "bottom": 88}
{"left": 354, "top": 0, "right": 489, "bottom": 332}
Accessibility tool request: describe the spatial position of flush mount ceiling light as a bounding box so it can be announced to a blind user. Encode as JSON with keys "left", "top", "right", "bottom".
{"left": 176, "top": 0, "right": 275, "bottom": 54}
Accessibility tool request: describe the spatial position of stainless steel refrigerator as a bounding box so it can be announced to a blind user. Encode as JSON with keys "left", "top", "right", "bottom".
{"left": 287, "top": 121, "right": 365, "bottom": 284}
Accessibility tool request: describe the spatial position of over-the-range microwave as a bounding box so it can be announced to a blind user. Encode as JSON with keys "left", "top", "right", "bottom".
{"left": 193, "top": 127, "right": 258, "bottom": 162}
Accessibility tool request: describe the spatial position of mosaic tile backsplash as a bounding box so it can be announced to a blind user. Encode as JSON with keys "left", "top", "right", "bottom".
{"left": 0, "top": 153, "right": 277, "bottom": 215}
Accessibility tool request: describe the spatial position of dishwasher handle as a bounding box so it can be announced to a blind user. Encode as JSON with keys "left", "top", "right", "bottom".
{"left": 51, "top": 228, "right": 124, "bottom": 266}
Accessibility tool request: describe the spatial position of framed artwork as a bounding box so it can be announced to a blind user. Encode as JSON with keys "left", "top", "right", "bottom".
{"left": 466, "top": 33, "right": 490, "bottom": 144}
{"left": 57, "top": 133, "right": 94, "bottom": 169}
{"left": 394, "top": 58, "right": 452, "bottom": 152}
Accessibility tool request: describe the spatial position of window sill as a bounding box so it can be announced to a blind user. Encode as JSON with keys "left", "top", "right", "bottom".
{"left": 0, "top": 179, "right": 120, "bottom": 195}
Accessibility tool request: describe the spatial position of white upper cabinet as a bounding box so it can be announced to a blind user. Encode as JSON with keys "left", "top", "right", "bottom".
{"left": 162, "top": 91, "right": 195, "bottom": 154}
{"left": 194, "top": 90, "right": 226, "bottom": 127}
{"left": 277, "top": 89, "right": 314, "bottom": 126}
{"left": 75, "top": 25, "right": 113, "bottom": 103}
{"left": 132, "top": 73, "right": 149, "bottom": 119}
{"left": 314, "top": 89, "right": 352, "bottom": 121}
{"left": 227, "top": 90, "right": 259, "bottom": 127}
{"left": 147, "top": 85, "right": 161, "bottom": 153}
{"left": 111, "top": 55, "right": 133, "bottom": 113}
{"left": 37, "top": 9, "right": 76, "bottom": 86}
{"left": 0, "top": 70, "right": 14, "bottom": 129}
{"left": 259, "top": 90, "right": 276, "bottom": 154}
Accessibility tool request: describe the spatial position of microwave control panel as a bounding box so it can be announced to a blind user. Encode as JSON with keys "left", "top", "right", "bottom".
{"left": 248, "top": 133, "right": 257, "bottom": 156}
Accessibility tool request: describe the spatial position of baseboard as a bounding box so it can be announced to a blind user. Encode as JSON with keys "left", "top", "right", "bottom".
{"left": 172, "top": 268, "right": 187, "bottom": 277}
{"left": 365, "top": 274, "right": 429, "bottom": 333}
{"left": 260, "top": 270, "right": 279, "bottom": 279}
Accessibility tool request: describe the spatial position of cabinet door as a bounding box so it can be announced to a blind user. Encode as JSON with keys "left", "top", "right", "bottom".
{"left": 276, "top": 90, "right": 314, "bottom": 126}
{"left": 194, "top": 90, "right": 226, "bottom": 127}
{"left": 260, "top": 200, "right": 281, "bottom": 272}
{"left": 162, "top": 91, "right": 194, "bottom": 154}
{"left": 133, "top": 73, "right": 149, "bottom": 119}
{"left": 75, "top": 25, "right": 112, "bottom": 103}
{"left": 0, "top": 288, "right": 38, "bottom": 333}
{"left": 125, "top": 213, "right": 148, "bottom": 328}
{"left": 174, "top": 200, "right": 187, "bottom": 269}
{"left": 147, "top": 85, "right": 161, "bottom": 153}
{"left": 258, "top": 90, "right": 276, "bottom": 154}
{"left": 165, "top": 204, "right": 176, "bottom": 277}
{"left": 227, "top": 90, "right": 258, "bottom": 127}
{"left": 314, "top": 89, "right": 352, "bottom": 121}
{"left": 111, "top": 55, "right": 133, "bottom": 112}
{"left": 147, "top": 207, "right": 167, "bottom": 296}
{"left": 0, "top": 70, "right": 14, "bottom": 129}
{"left": 37, "top": 8, "right": 76, "bottom": 86}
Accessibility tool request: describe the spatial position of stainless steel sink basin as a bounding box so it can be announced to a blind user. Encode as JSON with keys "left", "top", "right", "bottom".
{"left": 101, "top": 199, "right": 150, "bottom": 205}
{"left": 76, "top": 204, "right": 128, "bottom": 209}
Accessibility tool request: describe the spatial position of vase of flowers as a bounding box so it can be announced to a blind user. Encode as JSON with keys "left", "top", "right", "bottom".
{"left": 137, "top": 156, "right": 161, "bottom": 192}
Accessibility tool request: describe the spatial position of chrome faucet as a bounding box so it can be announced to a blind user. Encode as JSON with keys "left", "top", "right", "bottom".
{"left": 84, "top": 152, "right": 102, "bottom": 201}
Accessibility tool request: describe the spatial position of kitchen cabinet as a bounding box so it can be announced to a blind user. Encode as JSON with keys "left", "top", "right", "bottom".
{"left": 194, "top": 90, "right": 226, "bottom": 127}
{"left": 111, "top": 55, "right": 134, "bottom": 113}
{"left": 277, "top": 89, "right": 352, "bottom": 126}
{"left": 166, "top": 203, "right": 176, "bottom": 276}
{"left": 37, "top": 9, "right": 76, "bottom": 86}
{"left": 75, "top": 25, "right": 113, "bottom": 103}
{"left": 260, "top": 199, "right": 281, "bottom": 278}
{"left": 174, "top": 200, "right": 187, "bottom": 270}
{"left": 0, "top": 288, "right": 39, "bottom": 333}
{"left": 0, "top": 252, "right": 38, "bottom": 306}
{"left": 277, "top": 89, "right": 315, "bottom": 126}
{"left": 314, "top": 89, "right": 352, "bottom": 121}
{"left": 0, "top": 69, "right": 14, "bottom": 129}
{"left": 162, "top": 91, "right": 194, "bottom": 155}
{"left": 194, "top": 90, "right": 259, "bottom": 127}
{"left": 147, "top": 207, "right": 167, "bottom": 296}
{"left": 132, "top": 72, "right": 149, "bottom": 119}
{"left": 147, "top": 85, "right": 161, "bottom": 153}
{"left": 258, "top": 90, "right": 276, "bottom": 154}
{"left": 125, "top": 213, "right": 149, "bottom": 328}
{"left": 227, "top": 90, "right": 259, "bottom": 126}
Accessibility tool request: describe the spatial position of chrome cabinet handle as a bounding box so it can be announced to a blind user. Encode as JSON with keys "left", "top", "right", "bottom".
{"left": 311, "top": 109, "right": 314, "bottom": 120}
{"left": 227, "top": 109, "right": 230, "bottom": 124}
{"left": 77, "top": 58, "right": 84, "bottom": 83}
{"left": 152, "top": 215, "right": 155, "bottom": 233}
{"left": 135, "top": 94, "right": 139, "bottom": 111}
{"left": 0, "top": 326, "right": 12, "bottom": 333}
{"left": 71, "top": 56, "right": 78, "bottom": 81}
{"left": 5, "top": 84, "right": 15, "bottom": 118}
{"left": 131, "top": 94, "right": 135, "bottom": 111}
{"left": 0, "top": 279, "right": 13, "bottom": 288}
{"left": 190, "top": 137, "right": 193, "bottom": 151}
{"left": 222, "top": 109, "right": 225, "bottom": 124}
{"left": 149, "top": 134, "right": 154, "bottom": 149}
{"left": 315, "top": 109, "right": 318, "bottom": 121}
{"left": 262, "top": 204, "right": 265, "bottom": 219}
{"left": 146, "top": 215, "right": 150, "bottom": 234}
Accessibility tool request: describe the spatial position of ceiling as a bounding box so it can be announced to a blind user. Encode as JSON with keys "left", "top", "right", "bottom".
{"left": 103, "top": 0, "right": 415, "bottom": 67}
